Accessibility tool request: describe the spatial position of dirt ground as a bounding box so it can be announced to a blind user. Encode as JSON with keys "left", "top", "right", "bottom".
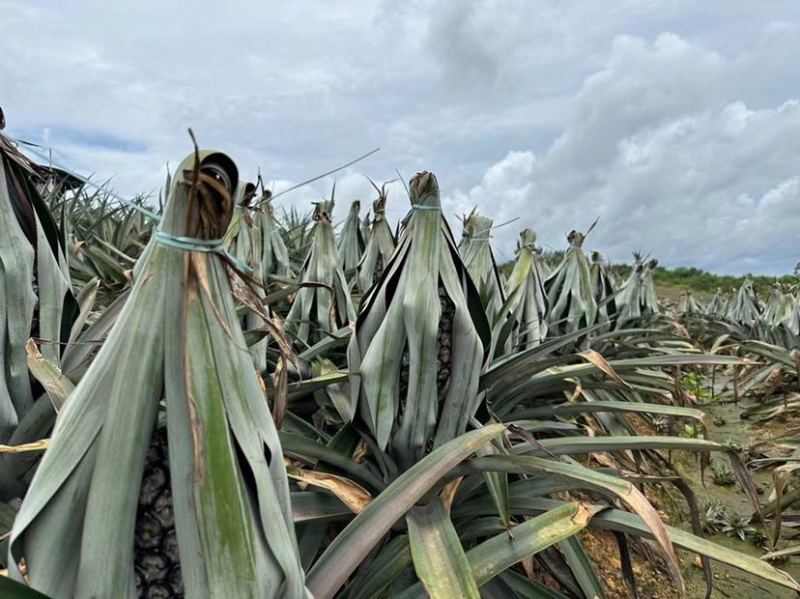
{"left": 536, "top": 398, "right": 800, "bottom": 598}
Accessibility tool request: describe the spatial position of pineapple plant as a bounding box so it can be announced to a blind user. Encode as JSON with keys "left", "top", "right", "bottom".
{"left": 356, "top": 180, "right": 395, "bottom": 295}
{"left": 458, "top": 209, "right": 506, "bottom": 339}
{"left": 762, "top": 283, "right": 790, "bottom": 328}
{"left": 8, "top": 148, "right": 307, "bottom": 598}
{"left": 1, "top": 130, "right": 799, "bottom": 599}
{"left": 678, "top": 290, "right": 704, "bottom": 315}
{"left": 255, "top": 190, "right": 294, "bottom": 283}
{"left": 726, "top": 277, "right": 762, "bottom": 326}
{"left": 722, "top": 513, "right": 757, "bottom": 542}
{"left": 222, "top": 181, "right": 259, "bottom": 270}
{"left": 346, "top": 171, "right": 489, "bottom": 464}
{"left": 223, "top": 181, "right": 270, "bottom": 371}
{"left": 589, "top": 250, "right": 617, "bottom": 328}
{"left": 710, "top": 460, "right": 736, "bottom": 486}
{"left": 643, "top": 258, "right": 659, "bottom": 310}
{"left": 336, "top": 199, "right": 365, "bottom": 281}
{"left": 285, "top": 198, "right": 355, "bottom": 347}
{"left": 359, "top": 208, "right": 371, "bottom": 243}
{"left": 302, "top": 173, "right": 788, "bottom": 599}
{"left": 0, "top": 130, "right": 76, "bottom": 443}
{"left": 543, "top": 228, "right": 598, "bottom": 337}
{"left": 786, "top": 292, "right": 800, "bottom": 347}
{"left": 706, "top": 287, "right": 724, "bottom": 316}
{"left": 281, "top": 205, "right": 315, "bottom": 272}
{"left": 699, "top": 498, "right": 729, "bottom": 534}
{"left": 616, "top": 252, "right": 659, "bottom": 325}
{"left": 495, "top": 228, "right": 548, "bottom": 354}
{"left": 0, "top": 123, "right": 108, "bottom": 501}
{"left": 760, "top": 282, "right": 795, "bottom": 345}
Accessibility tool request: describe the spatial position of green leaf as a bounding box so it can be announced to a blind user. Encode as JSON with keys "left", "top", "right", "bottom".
{"left": 515, "top": 400, "right": 708, "bottom": 424}
{"left": 346, "top": 535, "right": 412, "bottom": 599}
{"left": 467, "top": 453, "right": 686, "bottom": 594}
{"left": 24, "top": 340, "right": 74, "bottom": 412}
{"left": 307, "top": 423, "right": 504, "bottom": 599}
{"left": 495, "top": 570, "right": 568, "bottom": 598}
{"left": 67, "top": 278, "right": 99, "bottom": 344}
{"left": 557, "top": 536, "right": 607, "bottom": 599}
{"left": 291, "top": 491, "right": 351, "bottom": 523}
{"left": 398, "top": 502, "right": 600, "bottom": 597}
{"left": 492, "top": 496, "right": 800, "bottom": 593}
{"left": 0, "top": 577, "right": 51, "bottom": 599}
{"left": 169, "top": 286, "right": 262, "bottom": 597}
{"left": 280, "top": 431, "right": 384, "bottom": 492}
{"left": 33, "top": 207, "right": 72, "bottom": 365}
{"left": 593, "top": 504, "right": 800, "bottom": 592}
{"left": 289, "top": 369, "right": 349, "bottom": 400}
{"left": 512, "top": 435, "right": 729, "bottom": 456}
{"left": 478, "top": 431, "right": 511, "bottom": 527}
{"left": 468, "top": 502, "right": 600, "bottom": 586}
{"left": 0, "top": 151, "right": 37, "bottom": 439}
{"left": 406, "top": 498, "right": 480, "bottom": 599}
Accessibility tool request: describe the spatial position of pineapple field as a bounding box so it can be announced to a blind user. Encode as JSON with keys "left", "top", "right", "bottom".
{"left": 2, "top": 124, "right": 800, "bottom": 599}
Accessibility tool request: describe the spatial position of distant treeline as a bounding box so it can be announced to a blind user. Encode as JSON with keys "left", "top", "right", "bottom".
{"left": 500, "top": 250, "right": 799, "bottom": 296}
{"left": 609, "top": 265, "right": 798, "bottom": 296}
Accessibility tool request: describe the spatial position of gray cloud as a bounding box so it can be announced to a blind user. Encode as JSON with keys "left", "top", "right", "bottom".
{"left": 448, "top": 30, "right": 800, "bottom": 273}
{"left": 1, "top": 1, "right": 799, "bottom": 273}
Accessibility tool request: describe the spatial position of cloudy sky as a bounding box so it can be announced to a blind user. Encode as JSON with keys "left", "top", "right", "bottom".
{"left": 2, "top": 1, "right": 799, "bottom": 274}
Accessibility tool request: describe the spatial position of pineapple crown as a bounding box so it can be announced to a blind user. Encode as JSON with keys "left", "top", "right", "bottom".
{"left": 367, "top": 177, "right": 391, "bottom": 216}
{"left": 155, "top": 151, "right": 255, "bottom": 274}
{"left": 312, "top": 200, "right": 334, "bottom": 224}
{"left": 163, "top": 150, "right": 238, "bottom": 241}
{"left": 237, "top": 181, "right": 257, "bottom": 207}
{"left": 261, "top": 192, "right": 276, "bottom": 215}
{"left": 462, "top": 210, "right": 493, "bottom": 242}
{"left": 372, "top": 194, "right": 387, "bottom": 217}
{"left": 518, "top": 228, "right": 537, "bottom": 251}
{"left": 409, "top": 171, "right": 440, "bottom": 208}
{"left": 567, "top": 230, "right": 585, "bottom": 247}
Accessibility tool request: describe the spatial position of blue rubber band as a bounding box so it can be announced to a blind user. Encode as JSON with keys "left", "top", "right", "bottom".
{"left": 154, "top": 232, "right": 225, "bottom": 251}
{"left": 155, "top": 231, "right": 253, "bottom": 274}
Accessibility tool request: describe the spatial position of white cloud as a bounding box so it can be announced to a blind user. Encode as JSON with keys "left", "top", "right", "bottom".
{"left": 445, "top": 30, "right": 800, "bottom": 274}
{"left": 1, "top": 1, "right": 799, "bottom": 273}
